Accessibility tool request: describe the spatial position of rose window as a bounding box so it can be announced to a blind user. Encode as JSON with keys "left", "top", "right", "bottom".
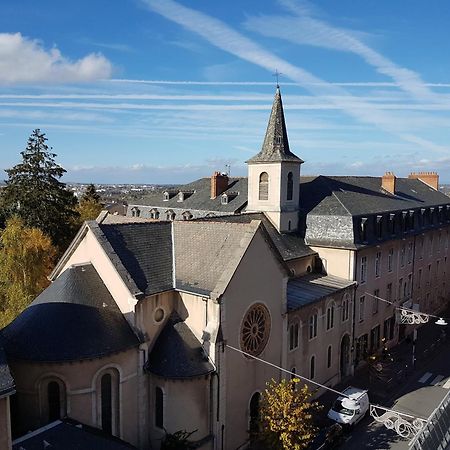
{"left": 240, "top": 303, "right": 271, "bottom": 357}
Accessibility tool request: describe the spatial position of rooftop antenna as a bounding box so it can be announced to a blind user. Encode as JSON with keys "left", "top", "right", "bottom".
{"left": 273, "top": 69, "right": 282, "bottom": 88}
{"left": 225, "top": 164, "right": 231, "bottom": 176}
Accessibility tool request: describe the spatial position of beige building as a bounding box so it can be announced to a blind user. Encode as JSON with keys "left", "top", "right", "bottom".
{"left": 0, "top": 87, "right": 449, "bottom": 449}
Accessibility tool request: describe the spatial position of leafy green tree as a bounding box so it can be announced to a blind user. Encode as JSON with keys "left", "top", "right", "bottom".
{"left": 1, "top": 129, "right": 78, "bottom": 249}
{"left": 258, "top": 378, "right": 322, "bottom": 450}
{"left": 0, "top": 216, "right": 56, "bottom": 327}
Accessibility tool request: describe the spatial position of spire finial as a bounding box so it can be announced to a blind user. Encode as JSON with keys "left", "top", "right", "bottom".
{"left": 272, "top": 69, "right": 282, "bottom": 88}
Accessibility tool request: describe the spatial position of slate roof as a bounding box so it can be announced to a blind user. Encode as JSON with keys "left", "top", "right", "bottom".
{"left": 1, "top": 264, "right": 139, "bottom": 362}
{"left": 145, "top": 312, "right": 214, "bottom": 379}
{"left": 0, "top": 339, "right": 14, "bottom": 397}
{"left": 98, "top": 221, "right": 173, "bottom": 296}
{"left": 194, "top": 212, "right": 316, "bottom": 261}
{"left": 173, "top": 220, "right": 263, "bottom": 295}
{"left": 92, "top": 220, "right": 263, "bottom": 298}
{"left": 12, "top": 419, "right": 136, "bottom": 450}
{"left": 247, "top": 87, "right": 303, "bottom": 164}
{"left": 129, "top": 177, "right": 248, "bottom": 213}
{"left": 300, "top": 176, "right": 450, "bottom": 216}
{"left": 287, "top": 273, "right": 355, "bottom": 311}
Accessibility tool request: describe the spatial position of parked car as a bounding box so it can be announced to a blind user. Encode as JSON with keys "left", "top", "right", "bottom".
{"left": 327, "top": 386, "right": 369, "bottom": 427}
{"left": 308, "top": 423, "right": 344, "bottom": 449}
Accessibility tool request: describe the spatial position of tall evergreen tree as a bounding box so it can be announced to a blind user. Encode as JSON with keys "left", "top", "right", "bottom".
{"left": 2, "top": 129, "right": 78, "bottom": 249}
{"left": 82, "top": 183, "right": 101, "bottom": 203}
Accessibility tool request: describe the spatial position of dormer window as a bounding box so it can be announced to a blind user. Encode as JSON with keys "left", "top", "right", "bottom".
{"left": 131, "top": 207, "right": 141, "bottom": 218}
{"left": 163, "top": 192, "right": 169, "bottom": 201}
{"left": 177, "top": 192, "right": 184, "bottom": 202}
{"left": 221, "top": 194, "right": 228, "bottom": 205}
{"left": 182, "top": 211, "right": 193, "bottom": 221}
{"left": 389, "top": 213, "right": 396, "bottom": 235}
{"left": 376, "top": 215, "right": 383, "bottom": 239}
{"left": 165, "top": 210, "right": 175, "bottom": 221}
{"left": 360, "top": 217, "right": 368, "bottom": 242}
{"left": 150, "top": 208, "right": 160, "bottom": 220}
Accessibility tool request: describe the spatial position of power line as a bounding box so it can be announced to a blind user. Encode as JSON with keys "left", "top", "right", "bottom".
{"left": 365, "top": 292, "right": 449, "bottom": 321}
{"left": 225, "top": 344, "right": 428, "bottom": 421}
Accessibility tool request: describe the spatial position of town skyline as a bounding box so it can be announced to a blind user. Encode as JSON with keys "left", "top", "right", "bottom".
{"left": 1, "top": 0, "right": 450, "bottom": 183}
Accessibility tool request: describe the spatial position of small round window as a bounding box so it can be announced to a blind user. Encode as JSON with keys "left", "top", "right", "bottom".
{"left": 240, "top": 303, "right": 271, "bottom": 357}
{"left": 154, "top": 308, "right": 165, "bottom": 323}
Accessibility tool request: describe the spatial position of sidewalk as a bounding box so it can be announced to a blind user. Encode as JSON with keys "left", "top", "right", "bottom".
{"left": 316, "top": 311, "right": 450, "bottom": 425}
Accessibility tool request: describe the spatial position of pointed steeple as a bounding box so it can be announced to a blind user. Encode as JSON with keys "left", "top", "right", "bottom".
{"left": 247, "top": 87, "right": 303, "bottom": 164}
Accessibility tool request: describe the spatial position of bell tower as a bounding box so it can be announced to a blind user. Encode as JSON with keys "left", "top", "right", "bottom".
{"left": 246, "top": 86, "right": 303, "bottom": 232}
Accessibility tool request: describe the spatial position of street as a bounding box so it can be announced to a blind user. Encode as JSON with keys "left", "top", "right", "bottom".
{"left": 334, "top": 328, "right": 450, "bottom": 449}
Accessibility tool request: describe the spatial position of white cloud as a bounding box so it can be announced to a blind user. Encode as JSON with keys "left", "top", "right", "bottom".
{"left": 108, "top": 79, "right": 450, "bottom": 88}
{"left": 0, "top": 33, "right": 113, "bottom": 84}
{"left": 246, "top": 0, "right": 441, "bottom": 104}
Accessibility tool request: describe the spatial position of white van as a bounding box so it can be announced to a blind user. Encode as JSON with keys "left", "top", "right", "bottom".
{"left": 327, "top": 387, "right": 369, "bottom": 427}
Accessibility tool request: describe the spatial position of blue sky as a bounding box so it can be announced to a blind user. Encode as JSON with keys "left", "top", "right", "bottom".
{"left": 1, "top": 0, "right": 450, "bottom": 183}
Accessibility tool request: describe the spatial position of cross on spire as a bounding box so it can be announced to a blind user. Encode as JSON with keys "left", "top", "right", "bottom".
{"left": 272, "top": 69, "right": 282, "bottom": 88}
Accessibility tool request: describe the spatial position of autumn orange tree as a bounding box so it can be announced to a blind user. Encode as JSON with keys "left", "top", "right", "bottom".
{"left": 259, "top": 378, "right": 322, "bottom": 450}
{"left": 75, "top": 183, "right": 103, "bottom": 225}
{"left": 0, "top": 216, "right": 56, "bottom": 327}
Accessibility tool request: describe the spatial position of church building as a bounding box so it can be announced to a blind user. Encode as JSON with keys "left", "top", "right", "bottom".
{"left": 0, "top": 87, "right": 449, "bottom": 450}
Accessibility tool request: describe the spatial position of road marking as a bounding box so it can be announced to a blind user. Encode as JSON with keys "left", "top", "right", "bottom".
{"left": 442, "top": 378, "right": 450, "bottom": 389}
{"left": 431, "top": 375, "right": 445, "bottom": 385}
{"left": 419, "top": 372, "right": 433, "bottom": 383}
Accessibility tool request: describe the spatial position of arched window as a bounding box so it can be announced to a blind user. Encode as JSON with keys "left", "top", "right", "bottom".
{"left": 249, "top": 392, "right": 260, "bottom": 436}
{"left": 155, "top": 387, "right": 164, "bottom": 429}
{"left": 40, "top": 377, "right": 66, "bottom": 424}
{"left": 290, "top": 367, "right": 297, "bottom": 381}
{"left": 289, "top": 321, "right": 299, "bottom": 351}
{"left": 310, "top": 356, "right": 315, "bottom": 379}
{"left": 327, "top": 345, "right": 332, "bottom": 368}
{"left": 342, "top": 294, "right": 350, "bottom": 322}
{"left": 48, "top": 381, "right": 61, "bottom": 422}
{"left": 96, "top": 368, "right": 120, "bottom": 436}
{"left": 326, "top": 302, "right": 335, "bottom": 330}
{"left": 258, "top": 172, "right": 269, "bottom": 201}
{"left": 287, "top": 172, "right": 293, "bottom": 201}
{"left": 309, "top": 312, "right": 318, "bottom": 339}
{"left": 101, "top": 374, "right": 113, "bottom": 434}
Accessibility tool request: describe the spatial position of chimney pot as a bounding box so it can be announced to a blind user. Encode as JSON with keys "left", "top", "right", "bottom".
{"left": 382, "top": 172, "right": 396, "bottom": 195}
{"left": 211, "top": 171, "right": 229, "bottom": 199}
{"left": 408, "top": 171, "right": 439, "bottom": 190}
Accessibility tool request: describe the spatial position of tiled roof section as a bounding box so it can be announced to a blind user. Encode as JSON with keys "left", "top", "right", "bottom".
{"left": 287, "top": 273, "right": 355, "bottom": 311}
{"left": 98, "top": 222, "right": 173, "bottom": 296}
{"left": 0, "top": 339, "right": 14, "bottom": 397}
{"left": 1, "top": 265, "right": 139, "bottom": 362}
{"left": 12, "top": 419, "right": 136, "bottom": 449}
{"left": 145, "top": 312, "right": 214, "bottom": 379}
{"left": 130, "top": 177, "right": 247, "bottom": 212}
{"left": 173, "top": 221, "right": 260, "bottom": 295}
{"left": 194, "top": 212, "right": 316, "bottom": 260}
{"left": 247, "top": 87, "right": 303, "bottom": 164}
{"left": 300, "top": 176, "right": 450, "bottom": 216}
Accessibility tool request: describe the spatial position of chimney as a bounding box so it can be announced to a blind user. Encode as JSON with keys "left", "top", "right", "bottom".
{"left": 210, "top": 171, "right": 229, "bottom": 199}
{"left": 408, "top": 171, "right": 439, "bottom": 190}
{"left": 382, "top": 172, "right": 396, "bottom": 195}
